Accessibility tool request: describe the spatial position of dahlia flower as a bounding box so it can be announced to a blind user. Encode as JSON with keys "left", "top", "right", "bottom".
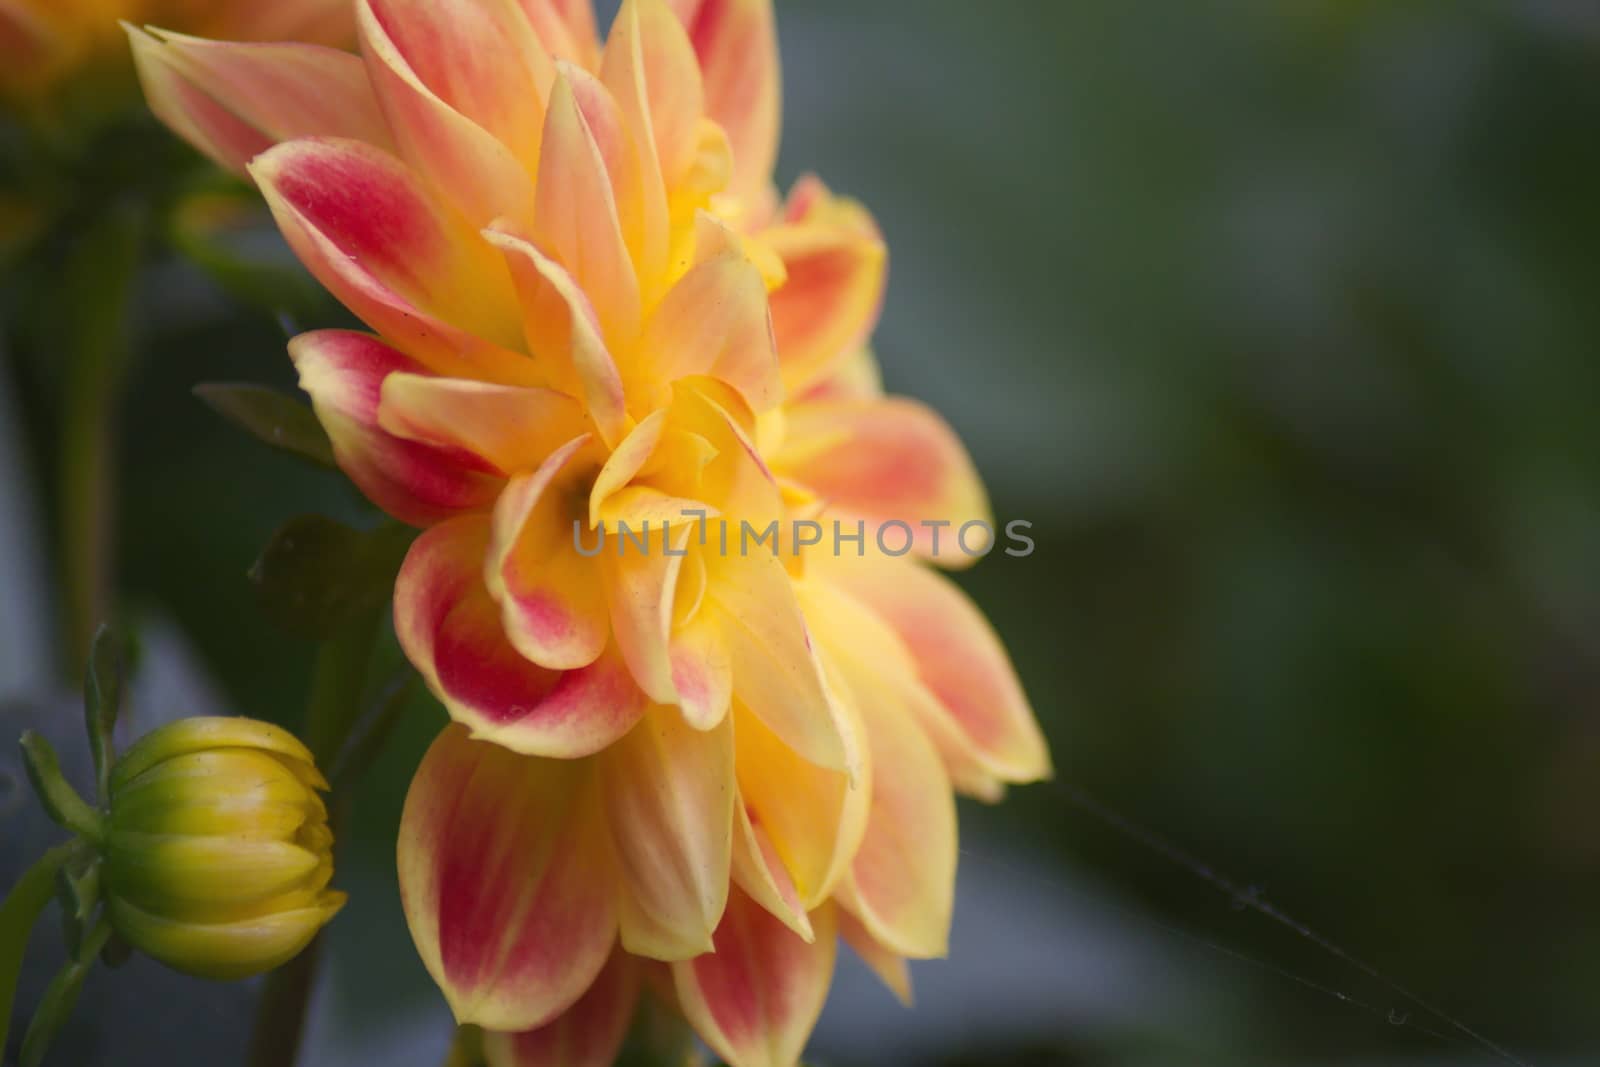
{"left": 132, "top": 1, "right": 1051, "bottom": 1063}
{"left": 0, "top": 0, "right": 350, "bottom": 100}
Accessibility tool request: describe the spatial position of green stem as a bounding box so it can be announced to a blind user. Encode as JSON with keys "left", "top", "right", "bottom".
{"left": 246, "top": 612, "right": 380, "bottom": 1067}
{"left": 244, "top": 934, "right": 323, "bottom": 1067}
{"left": 443, "top": 1025, "right": 483, "bottom": 1067}
{"left": 57, "top": 210, "right": 143, "bottom": 678}
{"left": 302, "top": 612, "right": 382, "bottom": 767}
{"left": 19, "top": 917, "right": 113, "bottom": 1067}
{"left": 0, "top": 844, "right": 76, "bottom": 1055}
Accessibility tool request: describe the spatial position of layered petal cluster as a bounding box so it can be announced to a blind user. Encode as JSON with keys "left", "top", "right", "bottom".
{"left": 134, "top": 1, "right": 1051, "bottom": 1064}
{"left": 1, "top": 0, "right": 350, "bottom": 101}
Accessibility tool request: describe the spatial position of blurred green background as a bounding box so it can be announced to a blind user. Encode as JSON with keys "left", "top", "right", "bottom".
{"left": 4, "top": 0, "right": 1600, "bottom": 1064}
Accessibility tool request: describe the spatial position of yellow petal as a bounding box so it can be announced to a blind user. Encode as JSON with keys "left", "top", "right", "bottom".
{"left": 601, "top": 708, "right": 734, "bottom": 960}
{"left": 732, "top": 702, "right": 866, "bottom": 909}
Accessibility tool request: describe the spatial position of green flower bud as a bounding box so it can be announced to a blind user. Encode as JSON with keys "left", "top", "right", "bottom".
{"left": 102, "top": 717, "right": 345, "bottom": 981}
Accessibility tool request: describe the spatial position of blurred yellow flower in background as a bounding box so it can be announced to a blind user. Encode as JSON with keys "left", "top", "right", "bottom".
{"left": 0, "top": 0, "right": 350, "bottom": 101}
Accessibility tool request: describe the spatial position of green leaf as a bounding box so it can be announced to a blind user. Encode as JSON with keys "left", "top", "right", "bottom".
{"left": 193, "top": 384, "right": 336, "bottom": 471}
{"left": 19, "top": 733, "right": 103, "bottom": 841}
{"left": 83, "top": 624, "right": 123, "bottom": 802}
{"left": 249, "top": 516, "right": 415, "bottom": 641}
{"left": 0, "top": 845, "right": 74, "bottom": 1057}
{"left": 20, "top": 920, "right": 111, "bottom": 1067}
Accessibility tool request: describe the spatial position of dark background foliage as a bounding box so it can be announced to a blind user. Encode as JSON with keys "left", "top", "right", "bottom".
{"left": 3, "top": 1, "right": 1599, "bottom": 1063}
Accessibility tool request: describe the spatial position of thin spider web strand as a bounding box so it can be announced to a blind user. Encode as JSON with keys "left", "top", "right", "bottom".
{"left": 1044, "top": 780, "right": 1535, "bottom": 1067}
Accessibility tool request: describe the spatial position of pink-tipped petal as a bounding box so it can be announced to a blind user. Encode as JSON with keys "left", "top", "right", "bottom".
{"left": 667, "top": 611, "right": 732, "bottom": 731}
{"left": 803, "top": 571, "right": 1004, "bottom": 802}
{"left": 778, "top": 397, "right": 992, "bottom": 567}
{"left": 482, "top": 949, "right": 639, "bottom": 1067}
{"left": 673, "top": 891, "right": 836, "bottom": 1067}
{"left": 761, "top": 188, "right": 887, "bottom": 394}
{"left": 289, "top": 331, "right": 501, "bottom": 525}
{"left": 378, "top": 374, "right": 588, "bottom": 476}
{"left": 731, "top": 798, "right": 813, "bottom": 943}
{"left": 128, "top": 28, "right": 390, "bottom": 177}
{"left": 485, "top": 222, "right": 629, "bottom": 446}
{"left": 489, "top": 438, "right": 610, "bottom": 671}
{"left": 250, "top": 138, "right": 529, "bottom": 381}
{"left": 838, "top": 910, "right": 913, "bottom": 1007}
{"left": 601, "top": 709, "right": 734, "bottom": 961}
{"left": 517, "top": 0, "right": 601, "bottom": 70}
{"left": 399, "top": 724, "right": 617, "bottom": 1031}
{"left": 356, "top": 0, "right": 539, "bottom": 227}
{"left": 535, "top": 69, "right": 641, "bottom": 346}
{"left": 641, "top": 250, "right": 781, "bottom": 414}
{"left": 669, "top": 0, "right": 780, "bottom": 211}
{"left": 818, "top": 554, "right": 1052, "bottom": 785}
{"left": 396, "top": 516, "right": 647, "bottom": 757}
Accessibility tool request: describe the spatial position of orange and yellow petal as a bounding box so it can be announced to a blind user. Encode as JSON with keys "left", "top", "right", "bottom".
{"left": 395, "top": 516, "right": 647, "bottom": 757}
{"left": 730, "top": 797, "right": 812, "bottom": 943}
{"left": 802, "top": 580, "right": 957, "bottom": 959}
{"left": 534, "top": 67, "right": 642, "bottom": 346}
{"left": 672, "top": 890, "right": 836, "bottom": 1067}
{"left": 669, "top": 0, "right": 780, "bottom": 216}
{"left": 601, "top": 708, "right": 734, "bottom": 960}
{"left": 832, "top": 666, "right": 956, "bottom": 960}
{"left": 378, "top": 374, "right": 588, "bottom": 477}
{"left": 517, "top": 0, "right": 601, "bottom": 71}
{"left": 288, "top": 330, "right": 502, "bottom": 525}
{"left": 399, "top": 724, "right": 618, "bottom": 1031}
{"left": 482, "top": 948, "right": 640, "bottom": 1067}
{"left": 666, "top": 610, "right": 733, "bottom": 731}
{"left": 733, "top": 703, "right": 866, "bottom": 910}
{"left": 817, "top": 553, "right": 1052, "bottom": 788}
{"left": 760, "top": 182, "right": 886, "bottom": 393}
{"left": 705, "top": 550, "right": 849, "bottom": 774}
{"left": 600, "top": 0, "right": 703, "bottom": 196}
{"left": 484, "top": 221, "right": 629, "bottom": 446}
{"left": 127, "top": 28, "right": 390, "bottom": 177}
{"left": 639, "top": 245, "right": 781, "bottom": 414}
{"left": 355, "top": 0, "right": 541, "bottom": 227}
{"left": 778, "top": 396, "right": 992, "bottom": 566}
